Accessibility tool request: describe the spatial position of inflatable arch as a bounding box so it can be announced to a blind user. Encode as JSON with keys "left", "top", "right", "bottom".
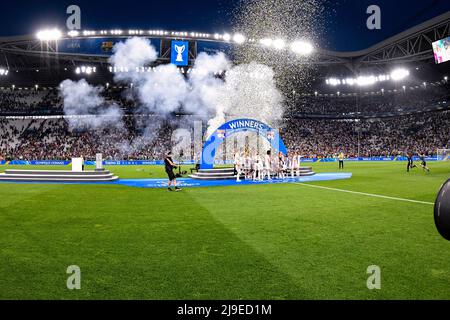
{"left": 200, "top": 118, "right": 287, "bottom": 169}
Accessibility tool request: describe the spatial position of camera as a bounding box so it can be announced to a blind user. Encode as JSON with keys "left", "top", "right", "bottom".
{"left": 435, "top": 179, "right": 450, "bottom": 241}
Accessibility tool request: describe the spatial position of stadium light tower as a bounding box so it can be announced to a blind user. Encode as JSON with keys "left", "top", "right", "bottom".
{"left": 36, "top": 28, "right": 62, "bottom": 41}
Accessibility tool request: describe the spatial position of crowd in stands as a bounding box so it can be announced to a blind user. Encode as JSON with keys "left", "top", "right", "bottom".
{"left": 0, "top": 116, "right": 177, "bottom": 161}
{"left": 288, "top": 83, "right": 450, "bottom": 116}
{"left": 0, "top": 90, "right": 62, "bottom": 114}
{"left": 1, "top": 110, "right": 448, "bottom": 161}
{"left": 282, "top": 111, "right": 449, "bottom": 158}
{"left": 1, "top": 82, "right": 449, "bottom": 117}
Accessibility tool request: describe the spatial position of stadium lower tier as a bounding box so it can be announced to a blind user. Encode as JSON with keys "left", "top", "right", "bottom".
{"left": 0, "top": 110, "right": 449, "bottom": 160}
{"left": 0, "top": 169, "right": 119, "bottom": 182}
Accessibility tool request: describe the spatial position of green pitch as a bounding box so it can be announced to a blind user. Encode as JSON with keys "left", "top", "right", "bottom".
{"left": 0, "top": 161, "right": 449, "bottom": 300}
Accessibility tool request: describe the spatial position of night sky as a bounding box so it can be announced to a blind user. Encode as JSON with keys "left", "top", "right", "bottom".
{"left": 0, "top": 0, "right": 449, "bottom": 51}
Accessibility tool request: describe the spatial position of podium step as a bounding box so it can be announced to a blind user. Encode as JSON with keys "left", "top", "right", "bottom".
{"left": 190, "top": 167, "right": 316, "bottom": 180}
{"left": 0, "top": 170, "right": 119, "bottom": 182}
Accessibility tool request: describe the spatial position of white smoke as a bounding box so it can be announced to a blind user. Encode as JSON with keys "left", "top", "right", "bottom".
{"left": 58, "top": 37, "right": 285, "bottom": 157}
{"left": 138, "top": 64, "right": 189, "bottom": 114}
{"left": 60, "top": 79, "right": 124, "bottom": 130}
{"left": 184, "top": 52, "right": 231, "bottom": 119}
{"left": 108, "top": 37, "right": 284, "bottom": 133}
{"left": 109, "top": 38, "right": 188, "bottom": 115}
{"left": 186, "top": 53, "right": 283, "bottom": 138}
{"left": 109, "top": 37, "right": 158, "bottom": 77}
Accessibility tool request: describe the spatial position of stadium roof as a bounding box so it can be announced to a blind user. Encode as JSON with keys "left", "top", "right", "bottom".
{"left": 0, "top": 11, "right": 448, "bottom": 86}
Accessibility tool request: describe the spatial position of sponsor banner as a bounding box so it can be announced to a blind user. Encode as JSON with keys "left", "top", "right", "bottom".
{"left": 396, "top": 156, "right": 438, "bottom": 162}
{"left": 58, "top": 38, "right": 161, "bottom": 56}
{"left": 300, "top": 159, "right": 317, "bottom": 163}
{"left": 0, "top": 160, "right": 6, "bottom": 165}
{"left": 197, "top": 41, "right": 233, "bottom": 56}
{"left": 100, "top": 160, "right": 196, "bottom": 166}
{"left": 8, "top": 160, "right": 71, "bottom": 165}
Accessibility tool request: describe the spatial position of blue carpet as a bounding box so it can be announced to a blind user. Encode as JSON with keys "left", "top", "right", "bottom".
{"left": 115, "top": 173, "right": 352, "bottom": 188}
{"left": 0, "top": 173, "right": 351, "bottom": 188}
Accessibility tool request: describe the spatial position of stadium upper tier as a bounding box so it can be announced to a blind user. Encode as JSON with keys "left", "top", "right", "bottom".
{"left": 1, "top": 83, "right": 448, "bottom": 118}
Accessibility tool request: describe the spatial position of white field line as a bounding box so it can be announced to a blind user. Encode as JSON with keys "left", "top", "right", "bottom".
{"left": 293, "top": 183, "right": 434, "bottom": 206}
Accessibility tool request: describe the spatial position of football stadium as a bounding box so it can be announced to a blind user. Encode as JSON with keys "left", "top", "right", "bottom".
{"left": 0, "top": 0, "right": 450, "bottom": 305}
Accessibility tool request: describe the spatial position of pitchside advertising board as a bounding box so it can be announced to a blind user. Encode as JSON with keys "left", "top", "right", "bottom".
{"left": 2, "top": 158, "right": 438, "bottom": 166}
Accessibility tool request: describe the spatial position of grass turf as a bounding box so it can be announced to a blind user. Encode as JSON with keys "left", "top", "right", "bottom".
{"left": 0, "top": 161, "right": 450, "bottom": 299}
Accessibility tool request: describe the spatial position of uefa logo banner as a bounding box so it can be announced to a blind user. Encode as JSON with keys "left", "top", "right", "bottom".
{"left": 171, "top": 40, "right": 189, "bottom": 66}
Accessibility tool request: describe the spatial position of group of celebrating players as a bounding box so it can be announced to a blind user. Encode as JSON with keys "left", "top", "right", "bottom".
{"left": 234, "top": 150, "right": 304, "bottom": 182}
{"left": 163, "top": 149, "right": 433, "bottom": 191}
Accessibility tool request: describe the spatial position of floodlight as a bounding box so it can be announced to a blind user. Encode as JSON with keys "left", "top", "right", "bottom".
{"left": 356, "top": 76, "right": 377, "bottom": 86}
{"left": 68, "top": 30, "right": 79, "bottom": 37}
{"left": 222, "top": 33, "right": 231, "bottom": 41}
{"left": 37, "top": 28, "right": 62, "bottom": 41}
{"left": 390, "top": 69, "right": 410, "bottom": 81}
{"left": 259, "top": 38, "right": 273, "bottom": 47}
{"left": 233, "top": 33, "right": 246, "bottom": 44}
{"left": 272, "top": 39, "right": 286, "bottom": 50}
{"left": 290, "top": 41, "right": 313, "bottom": 55}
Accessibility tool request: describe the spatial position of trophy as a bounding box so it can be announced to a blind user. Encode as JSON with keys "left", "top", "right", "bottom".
{"left": 175, "top": 44, "right": 186, "bottom": 62}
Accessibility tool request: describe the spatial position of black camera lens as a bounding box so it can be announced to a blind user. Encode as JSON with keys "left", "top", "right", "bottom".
{"left": 435, "top": 179, "right": 450, "bottom": 241}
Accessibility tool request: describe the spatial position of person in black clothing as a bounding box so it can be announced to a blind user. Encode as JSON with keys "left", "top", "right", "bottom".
{"left": 406, "top": 152, "right": 417, "bottom": 172}
{"left": 164, "top": 152, "right": 182, "bottom": 192}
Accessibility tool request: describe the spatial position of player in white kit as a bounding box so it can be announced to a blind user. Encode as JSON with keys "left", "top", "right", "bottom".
{"left": 290, "top": 153, "right": 298, "bottom": 178}
{"left": 253, "top": 154, "right": 263, "bottom": 181}
{"left": 234, "top": 151, "right": 242, "bottom": 182}
{"left": 277, "top": 152, "right": 286, "bottom": 179}
{"left": 244, "top": 152, "right": 252, "bottom": 180}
